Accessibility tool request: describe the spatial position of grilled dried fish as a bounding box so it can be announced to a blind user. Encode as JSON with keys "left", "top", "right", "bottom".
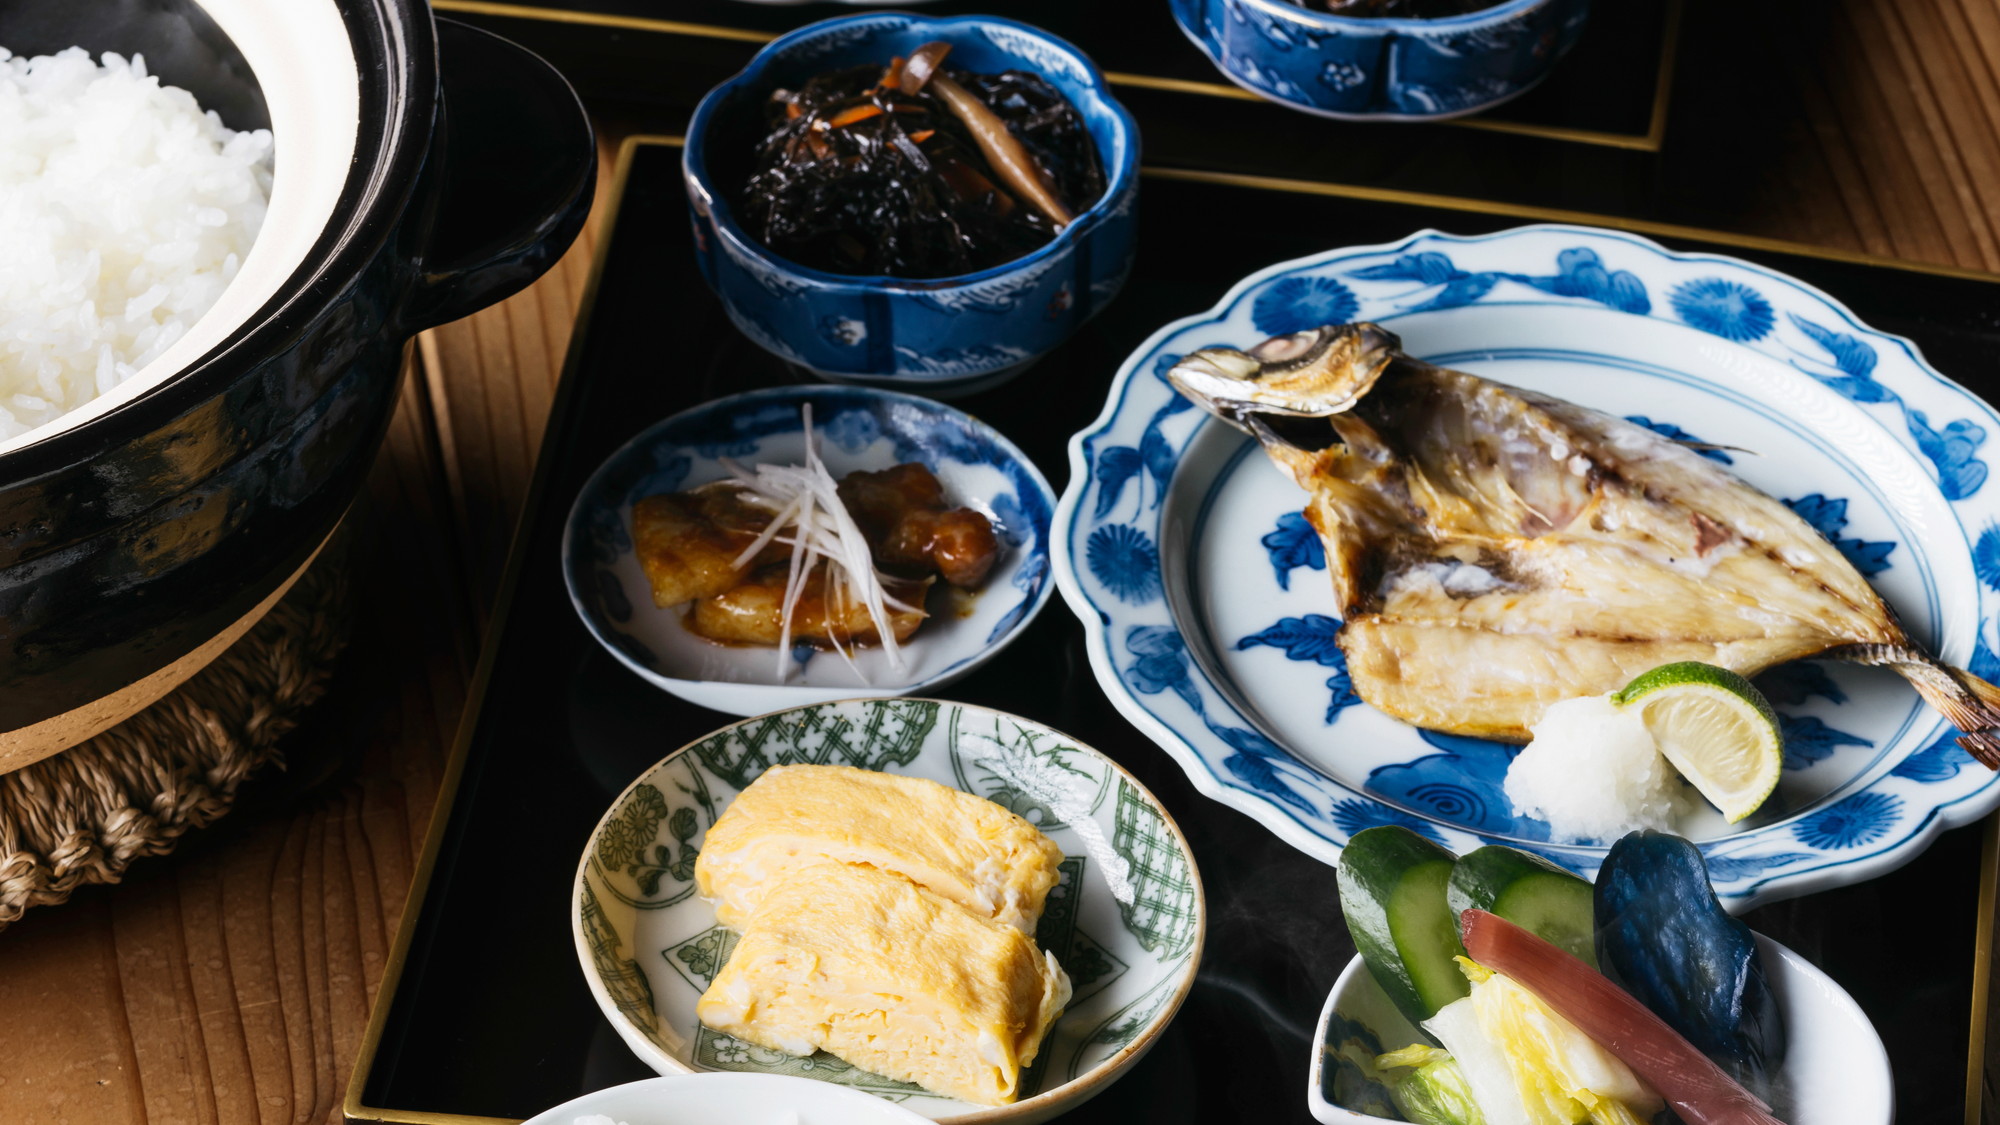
{"left": 1169, "top": 323, "right": 2000, "bottom": 765}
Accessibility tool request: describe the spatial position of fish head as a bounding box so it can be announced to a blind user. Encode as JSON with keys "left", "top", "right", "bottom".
{"left": 1167, "top": 323, "right": 1401, "bottom": 437}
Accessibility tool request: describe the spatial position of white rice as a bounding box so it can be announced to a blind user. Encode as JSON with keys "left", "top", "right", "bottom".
{"left": 1504, "top": 693, "right": 1688, "bottom": 843}
{"left": 0, "top": 45, "right": 272, "bottom": 442}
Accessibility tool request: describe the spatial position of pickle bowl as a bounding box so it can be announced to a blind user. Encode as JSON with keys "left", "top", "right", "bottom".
{"left": 682, "top": 12, "right": 1139, "bottom": 394}
{"left": 561, "top": 385, "right": 1056, "bottom": 717}
{"left": 1308, "top": 936, "right": 1892, "bottom": 1124}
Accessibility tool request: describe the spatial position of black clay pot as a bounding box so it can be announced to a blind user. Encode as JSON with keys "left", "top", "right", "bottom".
{"left": 0, "top": 0, "right": 595, "bottom": 764}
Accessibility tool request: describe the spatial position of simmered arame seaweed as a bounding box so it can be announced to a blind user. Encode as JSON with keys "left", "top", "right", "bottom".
{"left": 737, "top": 49, "right": 1104, "bottom": 279}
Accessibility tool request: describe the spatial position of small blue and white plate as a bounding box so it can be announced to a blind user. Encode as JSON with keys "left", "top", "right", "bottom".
{"left": 1054, "top": 224, "right": 2000, "bottom": 909}
{"left": 565, "top": 386, "right": 1055, "bottom": 716}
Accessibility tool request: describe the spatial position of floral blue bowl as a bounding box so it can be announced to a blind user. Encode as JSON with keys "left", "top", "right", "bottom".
{"left": 683, "top": 13, "right": 1140, "bottom": 392}
{"left": 1169, "top": 0, "right": 1592, "bottom": 120}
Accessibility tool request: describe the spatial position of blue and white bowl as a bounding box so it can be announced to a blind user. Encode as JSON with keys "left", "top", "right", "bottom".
{"left": 683, "top": 14, "right": 1140, "bottom": 392}
{"left": 564, "top": 386, "right": 1057, "bottom": 716}
{"left": 1169, "top": 0, "right": 1591, "bottom": 121}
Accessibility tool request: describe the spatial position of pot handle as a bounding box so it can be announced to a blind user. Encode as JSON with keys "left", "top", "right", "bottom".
{"left": 396, "top": 19, "right": 597, "bottom": 335}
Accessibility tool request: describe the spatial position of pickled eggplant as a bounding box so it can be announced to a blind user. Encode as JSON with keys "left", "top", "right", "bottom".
{"left": 737, "top": 43, "right": 1105, "bottom": 279}
{"left": 1592, "top": 831, "right": 1786, "bottom": 1094}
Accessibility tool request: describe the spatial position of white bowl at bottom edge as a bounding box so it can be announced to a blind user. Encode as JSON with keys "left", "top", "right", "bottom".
{"left": 591, "top": 1019, "right": 1167, "bottom": 1125}
{"left": 1307, "top": 934, "right": 1892, "bottom": 1125}
{"left": 523, "top": 1073, "right": 934, "bottom": 1125}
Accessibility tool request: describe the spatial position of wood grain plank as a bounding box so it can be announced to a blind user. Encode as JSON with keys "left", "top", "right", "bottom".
{"left": 111, "top": 877, "right": 215, "bottom": 1125}
{"left": 0, "top": 896, "right": 146, "bottom": 1122}
{"left": 213, "top": 824, "right": 301, "bottom": 1125}
{"left": 1955, "top": 0, "right": 2000, "bottom": 112}
{"left": 1824, "top": 3, "right": 1957, "bottom": 264}
{"left": 1744, "top": 8, "right": 1887, "bottom": 258}
{"left": 174, "top": 862, "right": 259, "bottom": 1124}
{"left": 1921, "top": 1, "right": 2000, "bottom": 258}
{"left": 1869, "top": 0, "right": 2000, "bottom": 269}
{"left": 321, "top": 793, "right": 373, "bottom": 1125}
{"left": 1716, "top": 0, "right": 2000, "bottom": 270}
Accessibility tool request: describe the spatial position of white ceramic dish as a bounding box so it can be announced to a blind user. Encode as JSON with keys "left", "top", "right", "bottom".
{"left": 1055, "top": 223, "right": 2000, "bottom": 909}
{"left": 563, "top": 386, "right": 1056, "bottom": 716}
{"left": 522, "top": 1073, "right": 933, "bottom": 1125}
{"left": 571, "top": 697, "right": 1205, "bottom": 1124}
{"left": 1307, "top": 935, "right": 1893, "bottom": 1124}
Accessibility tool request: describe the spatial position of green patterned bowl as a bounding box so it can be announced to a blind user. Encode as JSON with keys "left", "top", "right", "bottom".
{"left": 571, "top": 698, "right": 1206, "bottom": 1125}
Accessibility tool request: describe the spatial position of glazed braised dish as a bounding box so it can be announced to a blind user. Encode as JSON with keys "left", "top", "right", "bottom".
{"left": 1335, "top": 828, "right": 1789, "bottom": 1124}
{"left": 1167, "top": 323, "right": 2000, "bottom": 763}
{"left": 0, "top": 45, "right": 271, "bottom": 440}
{"left": 738, "top": 41, "right": 1105, "bottom": 278}
{"left": 692, "top": 764, "right": 1070, "bottom": 1106}
{"left": 632, "top": 410, "right": 999, "bottom": 670}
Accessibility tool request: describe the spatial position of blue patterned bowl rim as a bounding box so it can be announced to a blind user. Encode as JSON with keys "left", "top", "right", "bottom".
{"left": 1232, "top": 0, "right": 1545, "bottom": 32}
{"left": 683, "top": 12, "right": 1141, "bottom": 291}
{"left": 1053, "top": 221, "right": 2000, "bottom": 911}
{"left": 562, "top": 384, "right": 1059, "bottom": 702}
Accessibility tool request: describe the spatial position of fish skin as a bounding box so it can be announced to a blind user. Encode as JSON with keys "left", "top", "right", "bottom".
{"left": 1170, "top": 323, "right": 2000, "bottom": 761}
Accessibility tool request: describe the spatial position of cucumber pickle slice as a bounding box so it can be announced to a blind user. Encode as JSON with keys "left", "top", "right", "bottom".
{"left": 1337, "top": 826, "right": 1469, "bottom": 1027}
{"left": 1447, "top": 845, "right": 1598, "bottom": 969}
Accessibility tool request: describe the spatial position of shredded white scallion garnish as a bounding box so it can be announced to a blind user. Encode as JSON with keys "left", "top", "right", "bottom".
{"left": 717, "top": 404, "right": 912, "bottom": 681}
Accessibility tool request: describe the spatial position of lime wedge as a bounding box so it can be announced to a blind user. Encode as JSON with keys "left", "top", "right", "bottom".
{"left": 1612, "top": 662, "right": 1783, "bottom": 823}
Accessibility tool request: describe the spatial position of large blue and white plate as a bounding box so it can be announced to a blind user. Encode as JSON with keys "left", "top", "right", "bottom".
{"left": 1054, "top": 224, "right": 2000, "bottom": 909}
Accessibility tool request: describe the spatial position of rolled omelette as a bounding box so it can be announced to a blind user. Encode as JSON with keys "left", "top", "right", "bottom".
{"left": 696, "top": 860, "right": 1072, "bottom": 1105}
{"left": 694, "top": 763, "right": 1065, "bottom": 934}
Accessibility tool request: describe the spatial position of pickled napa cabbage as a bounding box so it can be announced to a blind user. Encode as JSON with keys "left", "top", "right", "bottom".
{"left": 1374, "top": 1044, "right": 1489, "bottom": 1125}
{"left": 1419, "top": 960, "right": 1663, "bottom": 1125}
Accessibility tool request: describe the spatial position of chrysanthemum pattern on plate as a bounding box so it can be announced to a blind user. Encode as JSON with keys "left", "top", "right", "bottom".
{"left": 1793, "top": 791, "right": 1902, "bottom": 850}
{"left": 1670, "top": 277, "right": 1776, "bottom": 342}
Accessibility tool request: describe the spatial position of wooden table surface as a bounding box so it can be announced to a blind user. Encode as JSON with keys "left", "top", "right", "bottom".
{"left": 3, "top": 0, "right": 2000, "bottom": 1120}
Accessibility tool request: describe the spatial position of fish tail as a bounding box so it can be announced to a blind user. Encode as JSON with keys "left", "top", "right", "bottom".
{"left": 1828, "top": 644, "right": 2000, "bottom": 768}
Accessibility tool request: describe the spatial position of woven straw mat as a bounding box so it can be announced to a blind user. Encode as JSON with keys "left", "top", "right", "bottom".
{"left": 0, "top": 549, "right": 350, "bottom": 929}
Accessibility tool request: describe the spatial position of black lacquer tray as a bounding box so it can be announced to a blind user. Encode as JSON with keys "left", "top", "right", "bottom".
{"left": 347, "top": 138, "right": 1998, "bottom": 1125}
